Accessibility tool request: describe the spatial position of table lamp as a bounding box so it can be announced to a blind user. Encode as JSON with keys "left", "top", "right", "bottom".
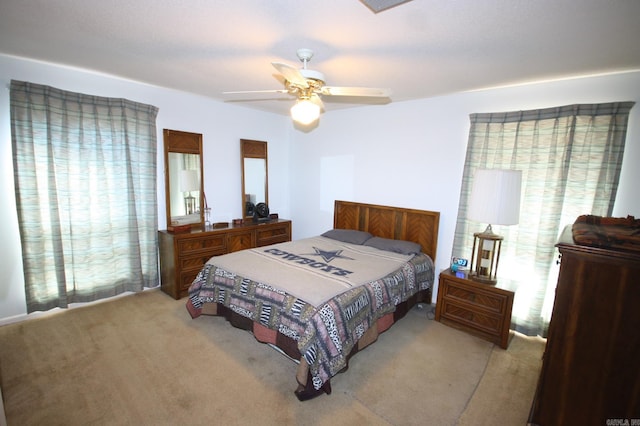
{"left": 180, "top": 169, "right": 199, "bottom": 215}
{"left": 467, "top": 169, "right": 522, "bottom": 284}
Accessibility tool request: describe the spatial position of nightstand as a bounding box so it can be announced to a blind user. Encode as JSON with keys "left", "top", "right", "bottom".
{"left": 435, "top": 268, "right": 514, "bottom": 349}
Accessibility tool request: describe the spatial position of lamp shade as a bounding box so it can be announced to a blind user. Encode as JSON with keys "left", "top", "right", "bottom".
{"left": 291, "top": 99, "right": 320, "bottom": 125}
{"left": 179, "top": 169, "right": 200, "bottom": 192}
{"left": 468, "top": 169, "right": 522, "bottom": 226}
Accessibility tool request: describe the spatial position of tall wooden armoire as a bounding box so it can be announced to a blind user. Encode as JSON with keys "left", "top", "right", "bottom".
{"left": 529, "top": 225, "right": 640, "bottom": 425}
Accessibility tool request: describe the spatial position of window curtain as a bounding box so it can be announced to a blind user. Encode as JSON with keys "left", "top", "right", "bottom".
{"left": 10, "top": 80, "right": 160, "bottom": 313}
{"left": 452, "top": 102, "right": 634, "bottom": 336}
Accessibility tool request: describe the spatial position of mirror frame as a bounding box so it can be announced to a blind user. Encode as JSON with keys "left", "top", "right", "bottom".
{"left": 163, "top": 129, "right": 204, "bottom": 230}
{"left": 240, "top": 139, "right": 268, "bottom": 220}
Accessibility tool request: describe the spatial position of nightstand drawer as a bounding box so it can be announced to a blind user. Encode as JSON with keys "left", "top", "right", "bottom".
{"left": 443, "top": 282, "right": 508, "bottom": 315}
{"left": 439, "top": 300, "right": 502, "bottom": 336}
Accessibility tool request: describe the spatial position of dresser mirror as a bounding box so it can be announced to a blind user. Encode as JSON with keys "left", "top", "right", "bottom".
{"left": 163, "top": 129, "right": 204, "bottom": 229}
{"left": 240, "top": 139, "right": 268, "bottom": 219}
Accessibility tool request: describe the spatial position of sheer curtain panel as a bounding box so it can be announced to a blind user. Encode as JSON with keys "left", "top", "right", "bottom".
{"left": 452, "top": 102, "right": 634, "bottom": 336}
{"left": 10, "top": 80, "right": 160, "bottom": 313}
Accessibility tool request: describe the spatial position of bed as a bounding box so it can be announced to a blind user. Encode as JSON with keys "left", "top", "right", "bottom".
{"left": 186, "top": 200, "right": 440, "bottom": 400}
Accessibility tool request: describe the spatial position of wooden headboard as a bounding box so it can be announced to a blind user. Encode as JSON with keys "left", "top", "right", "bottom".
{"left": 333, "top": 200, "right": 440, "bottom": 262}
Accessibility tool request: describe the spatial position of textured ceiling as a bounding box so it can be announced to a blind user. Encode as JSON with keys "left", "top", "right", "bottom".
{"left": 1, "top": 0, "right": 639, "bottom": 116}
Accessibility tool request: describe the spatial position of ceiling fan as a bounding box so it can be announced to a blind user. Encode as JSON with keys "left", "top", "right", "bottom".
{"left": 224, "top": 49, "right": 391, "bottom": 125}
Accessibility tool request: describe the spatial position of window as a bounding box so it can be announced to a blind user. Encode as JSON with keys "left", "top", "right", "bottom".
{"left": 452, "top": 102, "right": 634, "bottom": 336}
{"left": 11, "top": 80, "right": 159, "bottom": 312}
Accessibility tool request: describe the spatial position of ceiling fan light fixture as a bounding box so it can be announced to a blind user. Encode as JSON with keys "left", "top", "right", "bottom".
{"left": 225, "top": 49, "right": 391, "bottom": 125}
{"left": 291, "top": 99, "right": 320, "bottom": 125}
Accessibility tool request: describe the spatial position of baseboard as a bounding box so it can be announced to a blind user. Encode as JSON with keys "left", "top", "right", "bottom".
{"left": 0, "top": 288, "right": 159, "bottom": 326}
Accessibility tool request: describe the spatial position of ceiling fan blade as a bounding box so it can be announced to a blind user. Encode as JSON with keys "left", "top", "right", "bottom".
{"left": 320, "top": 86, "right": 391, "bottom": 97}
{"left": 223, "top": 89, "right": 289, "bottom": 95}
{"left": 310, "top": 93, "right": 325, "bottom": 110}
{"left": 272, "top": 62, "right": 309, "bottom": 87}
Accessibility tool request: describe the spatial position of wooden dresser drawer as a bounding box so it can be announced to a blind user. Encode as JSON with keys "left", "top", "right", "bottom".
{"left": 180, "top": 269, "right": 201, "bottom": 294}
{"left": 227, "top": 231, "right": 254, "bottom": 253}
{"left": 177, "top": 234, "right": 226, "bottom": 256}
{"left": 179, "top": 254, "right": 215, "bottom": 271}
{"left": 256, "top": 223, "right": 291, "bottom": 246}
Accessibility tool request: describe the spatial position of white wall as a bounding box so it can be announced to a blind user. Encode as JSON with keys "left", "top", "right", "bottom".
{"left": 0, "top": 54, "right": 291, "bottom": 321}
{"left": 1, "top": 53, "right": 639, "bottom": 320}
{"left": 289, "top": 71, "right": 640, "bottom": 300}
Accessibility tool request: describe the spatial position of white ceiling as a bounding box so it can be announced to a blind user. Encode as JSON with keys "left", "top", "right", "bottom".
{"left": 1, "top": 0, "right": 639, "bottom": 116}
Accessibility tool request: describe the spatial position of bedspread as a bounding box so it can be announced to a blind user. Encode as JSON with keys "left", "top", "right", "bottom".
{"left": 187, "top": 238, "right": 434, "bottom": 391}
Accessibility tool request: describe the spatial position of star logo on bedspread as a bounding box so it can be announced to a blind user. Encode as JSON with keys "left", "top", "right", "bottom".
{"left": 307, "top": 247, "right": 354, "bottom": 263}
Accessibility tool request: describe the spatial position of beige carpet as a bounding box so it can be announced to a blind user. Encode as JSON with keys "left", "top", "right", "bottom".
{"left": 0, "top": 289, "right": 544, "bottom": 425}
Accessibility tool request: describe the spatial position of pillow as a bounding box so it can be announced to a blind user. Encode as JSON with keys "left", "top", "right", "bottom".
{"left": 363, "top": 236, "right": 422, "bottom": 255}
{"left": 321, "top": 229, "right": 373, "bottom": 245}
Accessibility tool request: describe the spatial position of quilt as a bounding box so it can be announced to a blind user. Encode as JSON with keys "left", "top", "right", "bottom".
{"left": 187, "top": 236, "right": 434, "bottom": 392}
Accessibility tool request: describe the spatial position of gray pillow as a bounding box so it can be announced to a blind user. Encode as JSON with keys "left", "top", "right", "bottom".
{"left": 321, "top": 229, "right": 373, "bottom": 245}
{"left": 363, "top": 236, "right": 422, "bottom": 255}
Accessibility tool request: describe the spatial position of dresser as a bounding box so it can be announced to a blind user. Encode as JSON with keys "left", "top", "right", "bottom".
{"left": 435, "top": 268, "right": 514, "bottom": 349}
{"left": 158, "top": 219, "right": 291, "bottom": 299}
{"left": 529, "top": 227, "right": 640, "bottom": 425}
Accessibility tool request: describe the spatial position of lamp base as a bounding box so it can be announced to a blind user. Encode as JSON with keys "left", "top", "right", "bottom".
{"left": 184, "top": 194, "right": 196, "bottom": 215}
{"left": 469, "top": 226, "right": 503, "bottom": 285}
{"left": 469, "top": 272, "right": 497, "bottom": 285}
